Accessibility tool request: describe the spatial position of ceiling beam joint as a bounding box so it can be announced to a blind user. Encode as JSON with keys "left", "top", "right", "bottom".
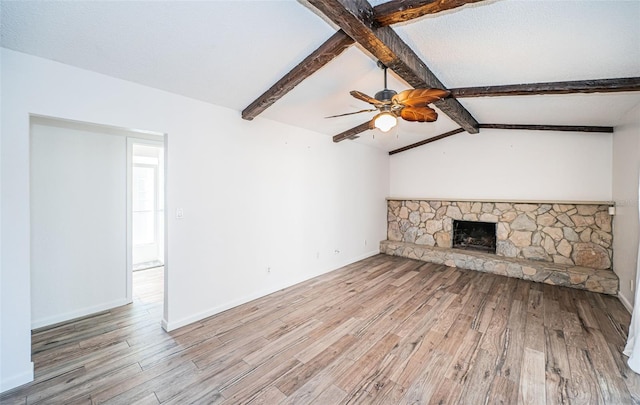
{"left": 307, "top": 0, "right": 480, "bottom": 137}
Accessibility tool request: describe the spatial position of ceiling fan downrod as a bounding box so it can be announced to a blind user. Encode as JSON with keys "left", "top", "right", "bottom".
{"left": 375, "top": 61, "right": 397, "bottom": 102}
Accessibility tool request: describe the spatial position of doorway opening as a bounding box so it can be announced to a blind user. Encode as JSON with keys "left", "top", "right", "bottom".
{"left": 29, "top": 115, "right": 167, "bottom": 330}
{"left": 131, "top": 143, "right": 164, "bottom": 271}
{"left": 129, "top": 141, "right": 165, "bottom": 321}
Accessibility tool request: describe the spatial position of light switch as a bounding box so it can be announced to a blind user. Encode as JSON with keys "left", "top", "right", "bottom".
{"left": 176, "top": 208, "right": 184, "bottom": 219}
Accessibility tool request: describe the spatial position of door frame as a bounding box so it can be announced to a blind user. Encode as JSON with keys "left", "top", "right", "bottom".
{"left": 28, "top": 114, "right": 166, "bottom": 327}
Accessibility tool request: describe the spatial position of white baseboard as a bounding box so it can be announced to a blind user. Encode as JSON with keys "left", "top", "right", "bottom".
{"left": 164, "top": 250, "right": 381, "bottom": 332}
{"left": 164, "top": 290, "right": 274, "bottom": 332}
{"left": 0, "top": 362, "right": 34, "bottom": 394}
{"left": 31, "top": 297, "right": 130, "bottom": 329}
{"left": 335, "top": 249, "right": 380, "bottom": 270}
{"left": 619, "top": 291, "right": 634, "bottom": 314}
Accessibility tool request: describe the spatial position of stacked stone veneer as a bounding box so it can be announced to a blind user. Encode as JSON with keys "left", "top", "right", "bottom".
{"left": 382, "top": 199, "right": 618, "bottom": 294}
{"left": 387, "top": 200, "right": 613, "bottom": 269}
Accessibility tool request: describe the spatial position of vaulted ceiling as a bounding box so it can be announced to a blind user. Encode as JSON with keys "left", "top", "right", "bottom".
{"left": 2, "top": 0, "right": 639, "bottom": 152}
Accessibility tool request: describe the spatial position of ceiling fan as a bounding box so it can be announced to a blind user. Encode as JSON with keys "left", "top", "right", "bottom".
{"left": 327, "top": 61, "right": 451, "bottom": 132}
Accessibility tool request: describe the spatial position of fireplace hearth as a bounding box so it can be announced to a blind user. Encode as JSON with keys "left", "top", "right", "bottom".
{"left": 452, "top": 220, "right": 496, "bottom": 253}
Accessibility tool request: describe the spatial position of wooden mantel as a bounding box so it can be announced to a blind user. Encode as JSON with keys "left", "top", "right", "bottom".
{"left": 386, "top": 197, "right": 615, "bottom": 206}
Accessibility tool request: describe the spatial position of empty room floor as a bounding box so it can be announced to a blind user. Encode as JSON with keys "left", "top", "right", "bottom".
{"left": 1, "top": 255, "right": 638, "bottom": 404}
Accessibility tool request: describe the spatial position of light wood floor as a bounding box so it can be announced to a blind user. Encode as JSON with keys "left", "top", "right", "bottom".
{"left": 2, "top": 255, "right": 639, "bottom": 404}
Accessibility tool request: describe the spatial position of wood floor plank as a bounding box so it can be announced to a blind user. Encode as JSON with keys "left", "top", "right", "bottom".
{"left": 335, "top": 332, "right": 401, "bottom": 392}
{"left": 1, "top": 257, "right": 636, "bottom": 405}
{"left": 544, "top": 328, "right": 571, "bottom": 405}
{"left": 389, "top": 330, "right": 445, "bottom": 389}
{"left": 89, "top": 354, "right": 197, "bottom": 403}
{"left": 503, "top": 299, "right": 528, "bottom": 384}
{"left": 527, "top": 287, "right": 544, "bottom": 317}
{"left": 192, "top": 334, "right": 268, "bottom": 370}
{"left": 310, "top": 384, "right": 347, "bottom": 403}
{"left": 100, "top": 361, "right": 198, "bottom": 405}
{"left": 241, "top": 319, "right": 320, "bottom": 366}
{"left": 583, "top": 326, "right": 632, "bottom": 402}
{"left": 518, "top": 347, "right": 546, "bottom": 405}
{"left": 154, "top": 360, "right": 249, "bottom": 404}
{"left": 544, "top": 298, "right": 565, "bottom": 331}
{"left": 427, "top": 377, "right": 462, "bottom": 405}
{"left": 444, "top": 327, "right": 482, "bottom": 385}
{"left": 487, "top": 374, "right": 518, "bottom": 404}
{"left": 28, "top": 362, "right": 141, "bottom": 404}
{"left": 279, "top": 353, "right": 355, "bottom": 405}
{"left": 220, "top": 357, "right": 301, "bottom": 403}
{"left": 563, "top": 311, "right": 589, "bottom": 349}
{"left": 591, "top": 301, "right": 629, "bottom": 348}
{"left": 130, "top": 392, "right": 160, "bottom": 405}
{"left": 276, "top": 334, "right": 357, "bottom": 396}
{"left": 390, "top": 270, "right": 420, "bottom": 287}
{"left": 293, "top": 317, "right": 359, "bottom": 363}
{"left": 565, "top": 344, "right": 604, "bottom": 404}
{"left": 524, "top": 310, "right": 545, "bottom": 353}
{"left": 33, "top": 341, "right": 131, "bottom": 381}
{"left": 399, "top": 349, "right": 452, "bottom": 404}
{"left": 457, "top": 348, "right": 498, "bottom": 403}
{"left": 438, "top": 314, "right": 474, "bottom": 356}
{"left": 243, "top": 386, "right": 286, "bottom": 404}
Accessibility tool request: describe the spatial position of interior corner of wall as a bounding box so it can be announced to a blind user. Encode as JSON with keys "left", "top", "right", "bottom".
{"left": 619, "top": 291, "right": 634, "bottom": 314}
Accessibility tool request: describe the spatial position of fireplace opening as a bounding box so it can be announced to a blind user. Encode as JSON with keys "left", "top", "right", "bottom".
{"left": 452, "top": 220, "right": 497, "bottom": 254}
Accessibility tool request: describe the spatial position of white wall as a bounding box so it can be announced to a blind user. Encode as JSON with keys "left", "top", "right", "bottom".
{"left": 612, "top": 103, "right": 640, "bottom": 310}
{"left": 30, "top": 120, "right": 128, "bottom": 328}
{"left": 0, "top": 48, "right": 389, "bottom": 392}
{"left": 390, "top": 129, "right": 612, "bottom": 201}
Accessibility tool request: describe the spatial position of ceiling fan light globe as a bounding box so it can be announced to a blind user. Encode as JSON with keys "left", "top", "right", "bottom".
{"left": 374, "top": 112, "right": 397, "bottom": 132}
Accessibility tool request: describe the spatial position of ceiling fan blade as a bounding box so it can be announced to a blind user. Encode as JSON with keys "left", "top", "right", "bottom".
{"left": 400, "top": 106, "right": 439, "bottom": 122}
{"left": 350, "top": 90, "right": 382, "bottom": 106}
{"left": 393, "top": 88, "right": 450, "bottom": 107}
{"left": 325, "top": 109, "right": 377, "bottom": 118}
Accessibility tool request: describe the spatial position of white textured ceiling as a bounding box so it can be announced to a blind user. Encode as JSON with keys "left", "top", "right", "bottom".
{"left": 2, "top": 0, "right": 639, "bottom": 152}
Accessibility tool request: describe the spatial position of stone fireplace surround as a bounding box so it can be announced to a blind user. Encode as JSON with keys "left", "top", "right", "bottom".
{"left": 380, "top": 198, "right": 618, "bottom": 295}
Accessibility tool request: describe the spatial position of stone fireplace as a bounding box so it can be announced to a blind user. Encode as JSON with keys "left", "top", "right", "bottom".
{"left": 381, "top": 198, "right": 618, "bottom": 294}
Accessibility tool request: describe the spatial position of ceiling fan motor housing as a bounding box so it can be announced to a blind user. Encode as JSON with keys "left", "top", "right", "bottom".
{"left": 375, "top": 88, "right": 397, "bottom": 102}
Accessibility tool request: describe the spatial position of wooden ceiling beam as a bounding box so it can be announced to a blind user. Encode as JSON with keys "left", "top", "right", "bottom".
{"left": 478, "top": 124, "right": 614, "bottom": 133}
{"left": 308, "top": 0, "right": 479, "bottom": 137}
{"left": 388, "top": 128, "right": 465, "bottom": 154}
{"left": 333, "top": 121, "right": 373, "bottom": 142}
{"left": 243, "top": 0, "right": 482, "bottom": 121}
{"left": 450, "top": 77, "right": 640, "bottom": 98}
{"left": 242, "top": 30, "right": 354, "bottom": 120}
{"left": 373, "top": 0, "right": 486, "bottom": 26}
{"left": 389, "top": 123, "right": 613, "bottom": 156}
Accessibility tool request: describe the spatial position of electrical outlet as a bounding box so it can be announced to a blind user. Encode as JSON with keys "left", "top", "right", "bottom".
{"left": 267, "top": 267, "right": 271, "bottom": 274}
{"left": 364, "top": 239, "right": 367, "bottom": 246}
{"left": 631, "top": 279, "right": 634, "bottom": 293}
